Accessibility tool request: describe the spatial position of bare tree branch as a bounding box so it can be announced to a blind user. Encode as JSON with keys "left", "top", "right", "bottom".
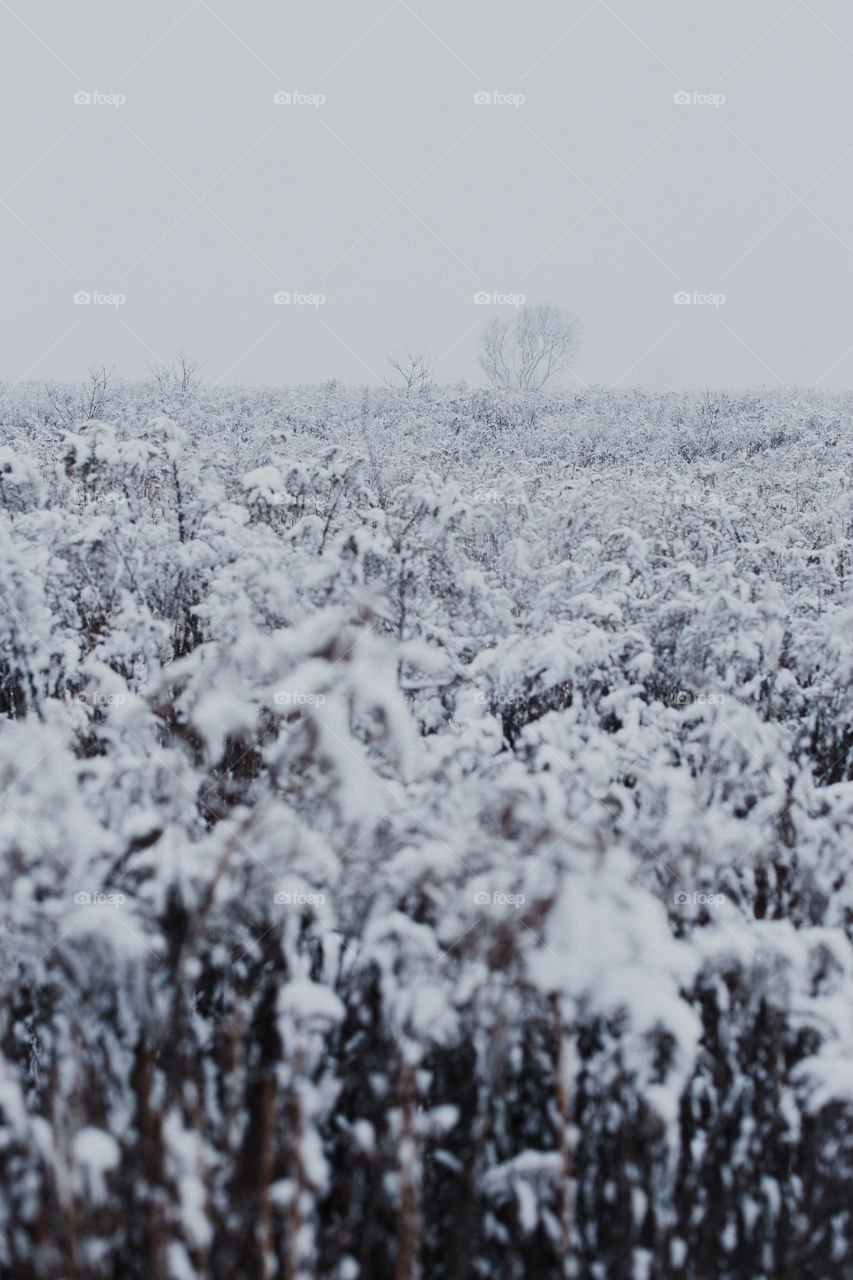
{"left": 479, "top": 304, "right": 579, "bottom": 391}
{"left": 386, "top": 346, "right": 434, "bottom": 397}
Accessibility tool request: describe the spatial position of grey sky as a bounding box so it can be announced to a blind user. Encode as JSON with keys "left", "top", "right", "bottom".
{"left": 2, "top": 0, "right": 852, "bottom": 389}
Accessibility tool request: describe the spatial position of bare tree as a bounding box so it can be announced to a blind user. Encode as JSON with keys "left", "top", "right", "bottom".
{"left": 45, "top": 365, "right": 115, "bottom": 429}
{"left": 175, "top": 350, "right": 202, "bottom": 396}
{"left": 479, "top": 304, "right": 579, "bottom": 391}
{"left": 80, "top": 365, "right": 115, "bottom": 420}
{"left": 386, "top": 346, "right": 434, "bottom": 397}
{"left": 149, "top": 350, "right": 203, "bottom": 399}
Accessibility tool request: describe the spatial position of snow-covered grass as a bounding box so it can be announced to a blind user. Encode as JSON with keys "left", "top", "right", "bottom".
{"left": 1, "top": 376, "right": 852, "bottom": 1278}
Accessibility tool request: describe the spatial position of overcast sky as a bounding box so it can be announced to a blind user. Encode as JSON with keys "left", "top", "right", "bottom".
{"left": 2, "top": 0, "right": 852, "bottom": 390}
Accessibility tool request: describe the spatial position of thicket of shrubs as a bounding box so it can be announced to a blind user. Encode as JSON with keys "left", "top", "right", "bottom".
{"left": 0, "top": 375, "right": 852, "bottom": 1278}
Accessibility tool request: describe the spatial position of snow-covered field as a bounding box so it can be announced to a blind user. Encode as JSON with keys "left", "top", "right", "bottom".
{"left": 1, "top": 377, "right": 853, "bottom": 1277}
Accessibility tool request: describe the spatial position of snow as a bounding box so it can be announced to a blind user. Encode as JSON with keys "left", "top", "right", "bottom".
{"left": 2, "top": 379, "right": 853, "bottom": 1274}
{"left": 279, "top": 980, "right": 345, "bottom": 1028}
{"left": 73, "top": 1127, "right": 120, "bottom": 1203}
